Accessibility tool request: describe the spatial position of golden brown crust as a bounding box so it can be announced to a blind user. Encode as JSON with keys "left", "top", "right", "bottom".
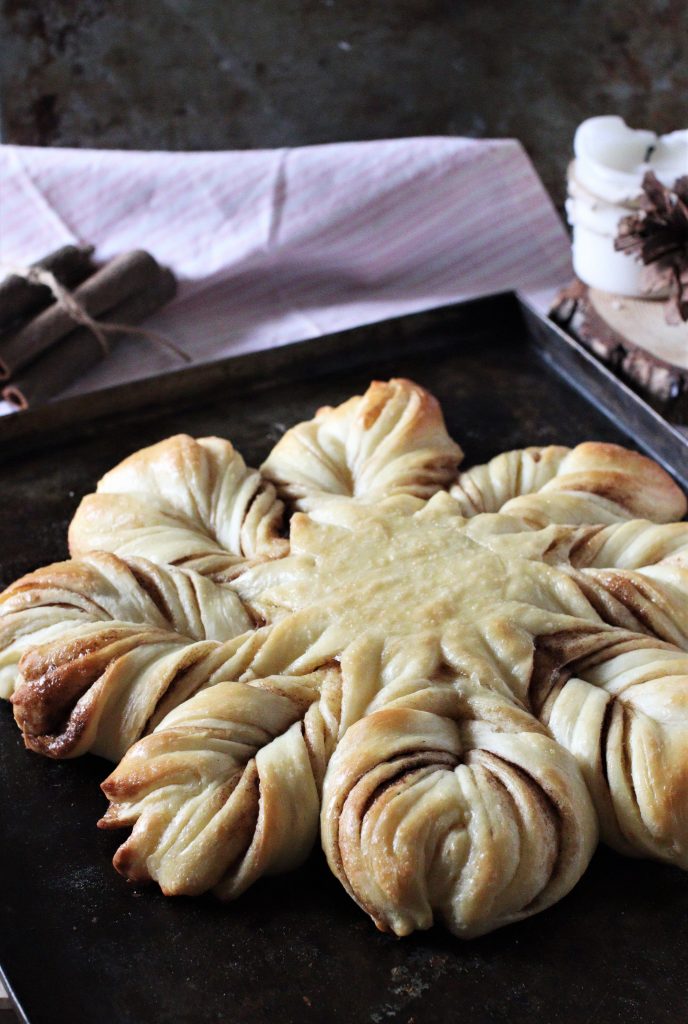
{"left": 1, "top": 552, "right": 254, "bottom": 759}
{"left": 532, "top": 625, "right": 688, "bottom": 862}
{"left": 99, "top": 670, "right": 340, "bottom": 898}
{"left": 261, "top": 378, "right": 463, "bottom": 511}
{"left": 451, "top": 441, "right": 686, "bottom": 524}
{"left": 321, "top": 682, "right": 597, "bottom": 938}
{"left": 69, "top": 435, "right": 287, "bottom": 580}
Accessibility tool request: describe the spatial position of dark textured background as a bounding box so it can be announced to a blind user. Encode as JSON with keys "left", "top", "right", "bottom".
{"left": 1, "top": 0, "right": 687, "bottom": 208}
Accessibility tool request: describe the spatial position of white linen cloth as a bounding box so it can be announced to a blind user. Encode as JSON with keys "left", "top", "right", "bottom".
{"left": 0, "top": 136, "right": 571, "bottom": 416}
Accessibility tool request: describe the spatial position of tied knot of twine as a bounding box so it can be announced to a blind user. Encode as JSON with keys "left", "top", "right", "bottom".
{"left": 3, "top": 262, "right": 190, "bottom": 363}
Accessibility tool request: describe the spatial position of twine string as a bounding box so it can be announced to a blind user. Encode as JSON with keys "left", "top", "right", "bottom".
{"left": 1, "top": 262, "right": 190, "bottom": 363}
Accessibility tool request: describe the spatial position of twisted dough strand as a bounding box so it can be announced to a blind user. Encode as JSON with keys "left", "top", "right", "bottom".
{"left": 321, "top": 678, "right": 596, "bottom": 938}
{"left": 2, "top": 552, "right": 258, "bottom": 760}
{"left": 261, "top": 379, "right": 463, "bottom": 511}
{"left": 11, "top": 626, "right": 271, "bottom": 763}
{"left": 567, "top": 520, "right": 688, "bottom": 569}
{"left": 570, "top": 564, "right": 688, "bottom": 646}
{"left": 69, "top": 435, "right": 287, "bottom": 580}
{"left": 451, "top": 442, "right": 686, "bottom": 525}
{"left": 532, "top": 627, "right": 688, "bottom": 866}
{"left": 100, "top": 668, "right": 341, "bottom": 898}
{"left": 0, "top": 551, "right": 251, "bottom": 702}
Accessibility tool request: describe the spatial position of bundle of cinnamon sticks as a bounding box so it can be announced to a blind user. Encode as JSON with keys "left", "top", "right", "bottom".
{"left": 0, "top": 246, "right": 178, "bottom": 409}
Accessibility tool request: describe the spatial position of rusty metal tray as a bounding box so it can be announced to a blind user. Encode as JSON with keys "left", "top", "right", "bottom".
{"left": 1, "top": 293, "right": 686, "bottom": 1024}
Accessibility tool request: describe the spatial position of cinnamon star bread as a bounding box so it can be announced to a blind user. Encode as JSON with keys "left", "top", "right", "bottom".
{"left": 2, "top": 377, "right": 687, "bottom": 939}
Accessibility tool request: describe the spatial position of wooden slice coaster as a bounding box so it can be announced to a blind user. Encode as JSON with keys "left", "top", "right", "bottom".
{"left": 551, "top": 280, "right": 688, "bottom": 424}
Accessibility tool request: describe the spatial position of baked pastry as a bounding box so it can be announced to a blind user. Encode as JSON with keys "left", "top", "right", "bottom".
{"left": 1, "top": 377, "right": 687, "bottom": 940}
{"left": 100, "top": 670, "right": 340, "bottom": 900}
{"left": 260, "top": 378, "right": 463, "bottom": 511}
{"left": 451, "top": 442, "right": 686, "bottom": 525}
{"left": 2, "top": 552, "right": 253, "bottom": 759}
{"left": 69, "top": 435, "right": 287, "bottom": 579}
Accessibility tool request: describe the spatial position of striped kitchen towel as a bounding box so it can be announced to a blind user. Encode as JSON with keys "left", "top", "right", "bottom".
{"left": 0, "top": 136, "right": 570, "bottom": 409}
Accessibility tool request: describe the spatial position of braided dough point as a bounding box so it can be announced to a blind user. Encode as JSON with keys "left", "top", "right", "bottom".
{"left": 567, "top": 520, "right": 688, "bottom": 569}
{"left": 451, "top": 442, "right": 686, "bottom": 525}
{"left": 3, "top": 553, "right": 255, "bottom": 760}
{"left": 450, "top": 445, "right": 569, "bottom": 516}
{"left": 100, "top": 669, "right": 341, "bottom": 898}
{"left": 321, "top": 680, "right": 597, "bottom": 938}
{"left": 534, "top": 627, "right": 688, "bottom": 867}
{"left": 69, "top": 435, "right": 287, "bottom": 580}
{"left": 261, "top": 378, "right": 463, "bottom": 511}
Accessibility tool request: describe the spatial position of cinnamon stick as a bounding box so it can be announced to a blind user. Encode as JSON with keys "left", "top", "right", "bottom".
{"left": 0, "top": 245, "right": 95, "bottom": 333}
{"left": 0, "top": 250, "right": 164, "bottom": 380}
{"left": 3, "top": 268, "right": 177, "bottom": 410}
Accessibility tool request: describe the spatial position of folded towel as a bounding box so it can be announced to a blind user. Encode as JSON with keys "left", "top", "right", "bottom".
{"left": 0, "top": 136, "right": 570, "bottom": 410}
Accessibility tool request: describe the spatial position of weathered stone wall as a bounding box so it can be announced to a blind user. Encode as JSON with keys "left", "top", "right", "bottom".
{"left": 2, "top": 0, "right": 686, "bottom": 206}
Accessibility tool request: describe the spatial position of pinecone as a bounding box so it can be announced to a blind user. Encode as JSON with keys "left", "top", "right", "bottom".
{"left": 615, "top": 171, "right": 688, "bottom": 323}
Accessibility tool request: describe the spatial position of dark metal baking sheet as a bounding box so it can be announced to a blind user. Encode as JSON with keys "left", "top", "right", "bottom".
{"left": 1, "top": 293, "right": 687, "bottom": 1024}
